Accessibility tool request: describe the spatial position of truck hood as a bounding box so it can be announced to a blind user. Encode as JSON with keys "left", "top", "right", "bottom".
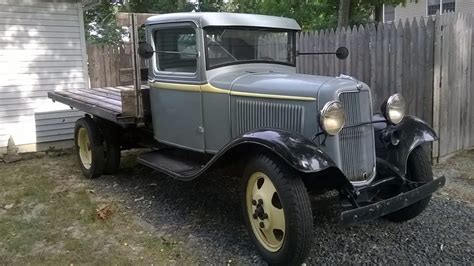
{"left": 208, "top": 70, "right": 354, "bottom": 99}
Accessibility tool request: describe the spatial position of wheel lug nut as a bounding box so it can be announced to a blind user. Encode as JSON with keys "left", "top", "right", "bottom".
{"left": 262, "top": 213, "right": 268, "bottom": 220}
{"left": 258, "top": 199, "right": 263, "bottom": 205}
{"left": 252, "top": 213, "right": 257, "bottom": 219}
{"left": 259, "top": 222, "right": 264, "bottom": 228}
{"left": 252, "top": 199, "right": 257, "bottom": 206}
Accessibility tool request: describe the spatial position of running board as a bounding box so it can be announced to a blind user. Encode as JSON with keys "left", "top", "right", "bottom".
{"left": 137, "top": 149, "right": 209, "bottom": 180}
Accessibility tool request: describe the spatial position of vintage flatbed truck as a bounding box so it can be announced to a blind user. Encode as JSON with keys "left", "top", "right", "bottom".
{"left": 48, "top": 12, "right": 445, "bottom": 265}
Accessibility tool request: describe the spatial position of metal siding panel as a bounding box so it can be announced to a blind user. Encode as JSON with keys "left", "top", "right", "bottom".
{"left": 0, "top": 11, "right": 78, "bottom": 21}
{"left": 0, "top": 18, "right": 80, "bottom": 27}
{"left": 0, "top": 1, "right": 87, "bottom": 148}
{"left": 0, "top": 5, "right": 78, "bottom": 15}
{"left": 0, "top": 43, "right": 82, "bottom": 50}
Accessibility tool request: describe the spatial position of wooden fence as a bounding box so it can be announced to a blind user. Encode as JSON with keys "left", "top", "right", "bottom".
{"left": 433, "top": 13, "right": 474, "bottom": 158}
{"left": 296, "top": 17, "right": 435, "bottom": 125}
{"left": 297, "top": 12, "right": 473, "bottom": 160}
{"left": 86, "top": 12, "right": 473, "bottom": 160}
{"left": 87, "top": 44, "right": 135, "bottom": 88}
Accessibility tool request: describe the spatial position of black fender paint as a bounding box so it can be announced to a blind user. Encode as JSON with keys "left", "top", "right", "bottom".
{"left": 230, "top": 129, "right": 341, "bottom": 172}
{"left": 373, "top": 115, "right": 438, "bottom": 175}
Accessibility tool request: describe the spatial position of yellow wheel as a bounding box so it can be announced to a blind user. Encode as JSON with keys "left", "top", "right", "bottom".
{"left": 242, "top": 155, "right": 313, "bottom": 265}
{"left": 246, "top": 172, "right": 285, "bottom": 252}
{"left": 74, "top": 117, "right": 105, "bottom": 179}
{"left": 77, "top": 127, "right": 92, "bottom": 169}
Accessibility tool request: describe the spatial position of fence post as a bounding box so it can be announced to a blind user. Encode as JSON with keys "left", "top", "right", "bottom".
{"left": 432, "top": 13, "right": 442, "bottom": 162}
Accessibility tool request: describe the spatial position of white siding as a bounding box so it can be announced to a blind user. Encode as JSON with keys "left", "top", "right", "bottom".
{"left": 395, "top": 0, "right": 474, "bottom": 22}
{"left": 0, "top": 0, "right": 86, "bottom": 150}
{"left": 395, "top": 0, "right": 428, "bottom": 22}
{"left": 457, "top": 0, "right": 474, "bottom": 14}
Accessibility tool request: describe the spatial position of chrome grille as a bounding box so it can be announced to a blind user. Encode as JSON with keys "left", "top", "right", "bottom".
{"left": 235, "top": 99, "right": 304, "bottom": 135}
{"left": 339, "top": 91, "right": 376, "bottom": 182}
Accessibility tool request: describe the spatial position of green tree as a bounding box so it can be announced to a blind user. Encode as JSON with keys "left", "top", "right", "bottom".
{"left": 195, "top": 0, "right": 226, "bottom": 12}
{"left": 126, "top": 0, "right": 194, "bottom": 13}
{"left": 84, "top": 1, "right": 124, "bottom": 44}
{"left": 84, "top": 0, "right": 415, "bottom": 44}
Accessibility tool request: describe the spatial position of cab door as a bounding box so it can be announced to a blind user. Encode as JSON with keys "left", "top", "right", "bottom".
{"left": 148, "top": 22, "right": 205, "bottom": 152}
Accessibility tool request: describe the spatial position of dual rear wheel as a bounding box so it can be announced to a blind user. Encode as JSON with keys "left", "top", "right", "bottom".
{"left": 74, "top": 117, "right": 121, "bottom": 178}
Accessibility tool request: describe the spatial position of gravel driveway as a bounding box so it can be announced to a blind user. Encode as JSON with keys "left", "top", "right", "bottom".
{"left": 92, "top": 149, "right": 474, "bottom": 264}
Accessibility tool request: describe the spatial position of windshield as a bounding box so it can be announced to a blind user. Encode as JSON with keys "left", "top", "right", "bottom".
{"left": 204, "top": 27, "right": 296, "bottom": 69}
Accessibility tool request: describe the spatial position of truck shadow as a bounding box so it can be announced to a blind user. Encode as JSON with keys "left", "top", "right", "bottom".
{"left": 90, "top": 151, "right": 468, "bottom": 264}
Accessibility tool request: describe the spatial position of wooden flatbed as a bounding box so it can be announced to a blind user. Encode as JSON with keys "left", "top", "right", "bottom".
{"left": 48, "top": 85, "right": 149, "bottom": 125}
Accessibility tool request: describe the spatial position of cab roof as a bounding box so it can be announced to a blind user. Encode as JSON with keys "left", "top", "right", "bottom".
{"left": 145, "top": 12, "right": 301, "bottom": 31}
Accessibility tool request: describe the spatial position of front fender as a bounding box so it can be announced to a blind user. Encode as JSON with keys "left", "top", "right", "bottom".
{"left": 374, "top": 115, "right": 437, "bottom": 175}
{"left": 227, "top": 128, "right": 338, "bottom": 173}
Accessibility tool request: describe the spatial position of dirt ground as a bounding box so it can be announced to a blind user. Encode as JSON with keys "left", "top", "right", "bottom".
{"left": 433, "top": 149, "right": 474, "bottom": 204}
{"left": 0, "top": 154, "right": 195, "bottom": 264}
{"left": 0, "top": 148, "right": 472, "bottom": 264}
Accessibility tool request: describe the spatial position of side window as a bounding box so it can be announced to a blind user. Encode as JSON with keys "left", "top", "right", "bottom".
{"left": 154, "top": 27, "right": 197, "bottom": 73}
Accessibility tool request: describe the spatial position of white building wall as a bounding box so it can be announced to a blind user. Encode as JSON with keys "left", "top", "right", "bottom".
{"left": 395, "top": 0, "right": 429, "bottom": 22}
{"left": 394, "top": 0, "right": 474, "bottom": 22}
{"left": 456, "top": 0, "right": 474, "bottom": 14}
{"left": 0, "top": 0, "right": 87, "bottom": 152}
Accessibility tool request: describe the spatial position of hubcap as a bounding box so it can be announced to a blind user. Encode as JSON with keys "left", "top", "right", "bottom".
{"left": 246, "top": 172, "right": 285, "bottom": 252}
{"left": 77, "top": 127, "right": 92, "bottom": 169}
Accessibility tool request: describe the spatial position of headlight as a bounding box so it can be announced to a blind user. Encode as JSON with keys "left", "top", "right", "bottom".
{"left": 383, "top": 93, "right": 406, "bottom": 124}
{"left": 320, "top": 101, "right": 346, "bottom": 135}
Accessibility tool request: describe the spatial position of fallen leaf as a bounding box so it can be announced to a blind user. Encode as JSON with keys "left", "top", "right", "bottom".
{"left": 96, "top": 204, "right": 113, "bottom": 221}
{"left": 134, "top": 196, "right": 145, "bottom": 202}
{"left": 4, "top": 204, "right": 14, "bottom": 210}
{"left": 86, "top": 189, "right": 95, "bottom": 194}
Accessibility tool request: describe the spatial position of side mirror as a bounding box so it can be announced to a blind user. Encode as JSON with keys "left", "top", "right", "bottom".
{"left": 138, "top": 43, "right": 154, "bottom": 59}
{"left": 336, "top": 47, "right": 349, "bottom": 60}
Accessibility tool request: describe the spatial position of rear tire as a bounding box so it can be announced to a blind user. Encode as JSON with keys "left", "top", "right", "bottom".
{"left": 241, "top": 154, "right": 313, "bottom": 265}
{"left": 74, "top": 117, "right": 105, "bottom": 179}
{"left": 100, "top": 122, "right": 121, "bottom": 174}
{"left": 384, "top": 146, "right": 433, "bottom": 222}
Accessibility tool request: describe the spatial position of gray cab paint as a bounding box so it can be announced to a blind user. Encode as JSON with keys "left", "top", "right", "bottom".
{"left": 146, "top": 21, "right": 206, "bottom": 151}
{"left": 145, "top": 12, "right": 301, "bottom": 31}
{"left": 144, "top": 13, "right": 360, "bottom": 158}
{"left": 210, "top": 70, "right": 332, "bottom": 98}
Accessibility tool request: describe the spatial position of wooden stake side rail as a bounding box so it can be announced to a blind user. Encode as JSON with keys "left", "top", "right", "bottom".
{"left": 48, "top": 85, "right": 149, "bottom": 125}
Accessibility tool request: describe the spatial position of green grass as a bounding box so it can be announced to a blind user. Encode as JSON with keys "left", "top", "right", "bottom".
{"left": 0, "top": 155, "right": 195, "bottom": 265}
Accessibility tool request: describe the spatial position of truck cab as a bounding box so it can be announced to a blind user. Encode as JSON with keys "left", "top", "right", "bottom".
{"left": 143, "top": 13, "right": 303, "bottom": 153}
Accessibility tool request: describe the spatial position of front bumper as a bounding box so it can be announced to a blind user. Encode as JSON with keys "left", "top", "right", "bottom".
{"left": 341, "top": 175, "right": 446, "bottom": 225}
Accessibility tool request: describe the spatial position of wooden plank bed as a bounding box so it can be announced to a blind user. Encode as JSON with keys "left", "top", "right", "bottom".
{"left": 48, "top": 85, "right": 149, "bottom": 125}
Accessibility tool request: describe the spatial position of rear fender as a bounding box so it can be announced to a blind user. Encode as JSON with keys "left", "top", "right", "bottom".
{"left": 374, "top": 115, "right": 437, "bottom": 175}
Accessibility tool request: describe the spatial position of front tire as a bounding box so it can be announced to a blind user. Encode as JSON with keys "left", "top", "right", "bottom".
{"left": 384, "top": 146, "right": 433, "bottom": 222}
{"left": 74, "top": 117, "right": 105, "bottom": 179}
{"left": 241, "top": 154, "right": 313, "bottom": 265}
